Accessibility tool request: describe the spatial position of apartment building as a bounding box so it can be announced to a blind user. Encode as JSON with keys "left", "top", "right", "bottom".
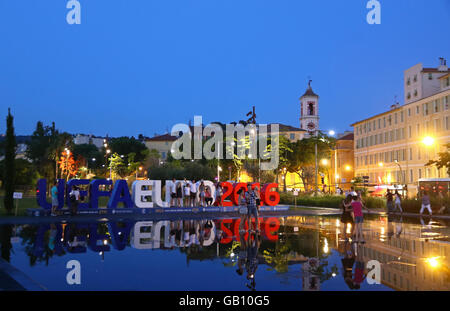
{"left": 352, "top": 58, "right": 450, "bottom": 197}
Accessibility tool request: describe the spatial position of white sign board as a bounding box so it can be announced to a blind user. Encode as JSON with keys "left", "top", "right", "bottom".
{"left": 13, "top": 192, "right": 23, "bottom": 199}
{"left": 293, "top": 191, "right": 299, "bottom": 196}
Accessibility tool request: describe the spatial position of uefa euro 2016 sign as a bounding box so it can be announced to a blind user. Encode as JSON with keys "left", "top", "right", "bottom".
{"left": 36, "top": 179, "right": 280, "bottom": 210}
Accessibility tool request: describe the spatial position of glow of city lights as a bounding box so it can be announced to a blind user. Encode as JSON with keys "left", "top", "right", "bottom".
{"left": 103, "top": 240, "right": 108, "bottom": 245}
{"left": 332, "top": 273, "right": 336, "bottom": 277}
{"left": 346, "top": 224, "right": 352, "bottom": 234}
{"left": 323, "top": 238, "right": 329, "bottom": 254}
{"left": 422, "top": 136, "right": 435, "bottom": 147}
{"left": 321, "top": 159, "right": 329, "bottom": 166}
{"left": 345, "top": 165, "right": 351, "bottom": 171}
{"left": 426, "top": 257, "right": 440, "bottom": 268}
{"left": 378, "top": 162, "right": 384, "bottom": 167}
{"left": 106, "top": 149, "right": 111, "bottom": 154}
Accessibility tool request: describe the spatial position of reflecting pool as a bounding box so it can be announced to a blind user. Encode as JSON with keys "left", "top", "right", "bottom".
{"left": 0, "top": 213, "right": 449, "bottom": 291}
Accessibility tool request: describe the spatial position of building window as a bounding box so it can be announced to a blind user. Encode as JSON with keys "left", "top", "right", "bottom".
{"left": 290, "top": 133, "right": 295, "bottom": 140}
{"left": 407, "top": 93, "right": 411, "bottom": 100}
{"left": 409, "top": 148, "right": 412, "bottom": 160}
{"left": 401, "top": 111, "right": 404, "bottom": 122}
{"left": 413, "top": 75, "right": 417, "bottom": 82}
{"left": 408, "top": 126, "right": 412, "bottom": 138}
{"left": 428, "top": 73, "right": 433, "bottom": 80}
{"left": 414, "top": 89, "right": 418, "bottom": 97}
{"left": 407, "top": 78, "right": 410, "bottom": 85}
{"left": 395, "top": 113, "right": 398, "bottom": 124}
{"left": 161, "top": 152, "right": 166, "bottom": 159}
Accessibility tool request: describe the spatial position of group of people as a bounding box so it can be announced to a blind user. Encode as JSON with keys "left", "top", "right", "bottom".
{"left": 385, "top": 189, "right": 404, "bottom": 213}
{"left": 168, "top": 179, "right": 224, "bottom": 207}
{"left": 340, "top": 190, "right": 370, "bottom": 243}
{"left": 50, "top": 180, "right": 83, "bottom": 216}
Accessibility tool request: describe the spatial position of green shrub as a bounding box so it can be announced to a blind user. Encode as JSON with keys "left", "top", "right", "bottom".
{"left": 279, "top": 192, "right": 386, "bottom": 210}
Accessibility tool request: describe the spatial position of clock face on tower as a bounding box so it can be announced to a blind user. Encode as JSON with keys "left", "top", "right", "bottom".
{"left": 307, "top": 122, "right": 316, "bottom": 130}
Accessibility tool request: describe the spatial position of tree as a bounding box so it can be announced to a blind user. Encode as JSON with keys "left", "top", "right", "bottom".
{"left": 26, "top": 122, "right": 74, "bottom": 181}
{"left": 0, "top": 159, "right": 38, "bottom": 187}
{"left": 108, "top": 137, "right": 148, "bottom": 162}
{"left": 426, "top": 143, "right": 450, "bottom": 176}
{"left": 287, "top": 134, "right": 334, "bottom": 192}
{"left": 72, "top": 143, "right": 103, "bottom": 169}
{"left": 58, "top": 151, "right": 80, "bottom": 181}
{"left": 109, "top": 153, "right": 126, "bottom": 180}
{"left": 3, "top": 108, "right": 16, "bottom": 214}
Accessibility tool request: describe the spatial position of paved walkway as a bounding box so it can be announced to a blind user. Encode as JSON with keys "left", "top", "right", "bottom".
{"left": 0, "top": 258, "right": 46, "bottom": 291}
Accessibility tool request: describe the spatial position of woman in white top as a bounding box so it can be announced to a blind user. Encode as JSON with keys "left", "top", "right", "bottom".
{"left": 394, "top": 190, "right": 403, "bottom": 213}
{"left": 183, "top": 182, "right": 191, "bottom": 207}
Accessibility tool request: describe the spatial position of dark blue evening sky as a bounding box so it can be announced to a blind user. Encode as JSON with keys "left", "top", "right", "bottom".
{"left": 1, "top": 0, "right": 449, "bottom": 137}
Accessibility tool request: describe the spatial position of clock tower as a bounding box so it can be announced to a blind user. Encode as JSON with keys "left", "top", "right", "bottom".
{"left": 299, "top": 80, "right": 319, "bottom": 136}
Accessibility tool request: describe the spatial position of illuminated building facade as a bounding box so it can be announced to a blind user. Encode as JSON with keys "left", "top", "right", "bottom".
{"left": 352, "top": 58, "right": 450, "bottom": 196}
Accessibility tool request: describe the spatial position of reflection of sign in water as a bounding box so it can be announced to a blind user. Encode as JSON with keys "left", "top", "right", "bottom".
{"left": 29, "top": 218, "right": 281, "bottom": 258}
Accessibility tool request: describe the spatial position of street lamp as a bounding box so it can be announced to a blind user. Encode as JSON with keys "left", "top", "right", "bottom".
{"left": 106, "top": 149, "right": 112, "bottom": 179}
{"left": 422, "top": 136, "right": 435, "bottom": 147}
{"left": 394, "top": 159, "right": 404, "bottom": 189}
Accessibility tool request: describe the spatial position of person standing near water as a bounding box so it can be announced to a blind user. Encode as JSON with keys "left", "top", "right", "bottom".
{"left": 351, "top": 192, "right": 369, "bottom": 243}
{"left": 69, "top": 185, "right": 80, "bottom": 216}
{"left": 245, "top": 184, "right": 259, "bottom": 234}
{"left": 51, "top": 180, "right": 59, "bottom": 216}
{"left": 340, "top": 194, "right": 354, "bottom": 241}
{"left": 385, "top": 189, "right": 394, "bottom": 213}
{"left": 394, "top": 190, "right": 403, "bottom": 213}
{"left": 190, "top": 179, "right": 197, "bottom": 207}
{"left": 420, "top": 191, "right": 432, "bottom": 216}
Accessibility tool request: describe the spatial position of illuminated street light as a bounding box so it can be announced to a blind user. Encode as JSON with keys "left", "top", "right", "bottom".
{"left": 106, "top": 149, "right": 111, "bottom": 154}
{"left": 422, "top": 136, "right": 435, "bottom": 147}
{"left": 321, "top": 159, "right": 329, "bottom": 166}
{"left": 378, "top": 162, "right": 384, "bottom": 167}
{"left": 345, "top": 165, "right": 352, "bottom": 171}
{"left": 425, "top": 257, "right": 440, "bottom": 268}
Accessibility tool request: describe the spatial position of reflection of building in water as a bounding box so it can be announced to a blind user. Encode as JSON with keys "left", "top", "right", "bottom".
{"left": 286, "top": 215, "right": 450, "bottom": 291}
{"left": 360, "top": 230, "right": 450, "bottom": 290}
